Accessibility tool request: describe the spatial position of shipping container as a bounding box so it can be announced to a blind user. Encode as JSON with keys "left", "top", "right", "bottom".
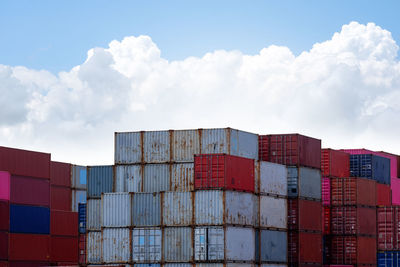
{"left": 288, "top": 232, "right": 322, "bottom": 264}
{"left": 350, "top": 154, "right": 390, "bottom": 184}
{"left": 9, "top": 233, "right": 50, "bottom": 261}
{"left": 331, "top": 177, "right": 376, "bottom": 206}
{"left": 331, "top": 235, "right": 376, "bottom": 265}
{"left": 51, "top": 185, "right": 72, "bottom": 211}
{"left": 259, "top": 195, "right": 287, "bottom": 229}
{"left": 87, "top": 231, "right": 102, "bottom": 264}
{"left": 259, "top": 134, "right": 321, "bottom": 169}
{"left": 377, "top": 206, "right": 400, "bottom": 251}
{"left": 256, "top": 161, "right": 287, "bottom": 196}
{"left": 102, "top": 193, "right": 132, "bottom": 227}
{"left": 171, "top": 163, "right": 194, "bottom": 192}
{"left": 196, "top": 265, "right": 257, "bottom": 267}
{"left": 78, "top": 234, "right": 86, "bottom": 265}
{"left": 133, "top": 265, "right": 160, "bottom": 267}
{"left": 322, "top": 177, "right": 330, "bottom": 206}
{"left": 378, "top": 251, "right": 400, "bottom": 267}
{"left": 163, "top": 192, "right": 193, "bottom": 226}
{"left": 322, "top": 235, "right": 331, "bottom": 265}
{"left": 163, "top": 227, "right": 193, "bottom": 262}
{"left": 132, "top": 228, "right": 162, "bottom": 262}
{"left": 377, "top": 183, "right": 392, "bottom": 206}
{"left": 0, "top": 231, "right": 7, "bottom": 260}
{"left": 50, "top": 236, "right": 78, "bottom": 262}
{"left": 50, "top": 161, "right": 71, "bottom": 187}
{"left": 79, "top": 203, "right": 87, "bottom": 234}
{"left": 195, "top": 190, "right": 257, "bottom": 226}
{"left": 0, "top": 146, "right": 50, "bottom": 179}
{"left": 172, "top": 129, "right": 200, "bottom": 162}
{"left": 102, "top": 228, "right": 131, "bottom": 263}
{"left": 132, "top": 193, "right": 161, "bottom": 227}
{"left": 331, "top": 206, "right": 376, "bottom": 235}
{"left": 8, "top": 262, "right": 50, "bottom": 267}
{"left": 0, "top": 172, "right": 10, "bottom": 201}
{"left": 72, "top": 189, "right": 87, "bottom": 212}
{"left": 115, "top": 165, "right": 142, "bottom": 193}
{"left": 0, "top": 201, "right": 9, "bottom": 231}
{"left": 0, "top": 262, "right": 7, "bottom": 267}
{"left": 321, "top": 149, "right": 350, "bottom": 178}
{"left": 87, "top": 166, "right": 114, "bottom": 198}
{"left": 143, "top": 164, "right": 170, "bottom": 192}
{"left": 323, "top": 206, "right": 330, "bottom": 235}
{"left": 10, "top": 176, "right": 50, "bottom": 207}
{"left": 87, "top": 199, "right": 101, "bottom": 231}
{"left": 287, "top": 167, "right": 321, "bottom": 200}
{"left": 194, "top": 154, "right": 255, "bottom": 193}
{"left": 164, "top": 264, "right": 192, "bottom": 267}
{"left": 51, "top": 210, "right": 78, "bottom": 236}
{"left": 71, "top": 165, "right": 87, "bottom": 189}
{"left": 258, "top": 229, "right": 287, "bottom": 263}
{"left": 10, "top": 204, "right": 50, "bottom": 234}
{"left": 288, "top": 199, "right": 322, "bottom": 232}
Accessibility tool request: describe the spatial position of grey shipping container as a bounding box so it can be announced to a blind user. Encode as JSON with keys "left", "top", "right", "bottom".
{"left": 115, "top": 165, "right": 142, "bottom": 193}
{"left": 163, "top": 192, "right": 193, "bottom": 226}
{"left": 72, "top": 189, "right": 87, "bottom": 212}
{"left": 102, "top": 228, "right": 131, "bottom": 263}
{"left": 196, "top": 265, "right": 257, "bottom": 267}
{"left": 87, "top": 199, "right": 101, "bottom": 230}
{"left": 143, "top": 164, "right": 170, "bottom": 192}
{"left": 258, "top": 229, "right": 287, "bottom": 263}
{"left": 72, "top": 165, "right": 87, "bottom": 189}
{"left": 132, "top": 193, "right": 161, "bottom": 226}
{"left": 171, "top": 163, "right": 194, "bottom": 191}
{"left": 102, "top": 193, "right": 132, "bottom": 227}
{"left": 256, "top": 161, "right": 287, "bottom": 196}
{"left": 287, "top": 167, "right": 321, "bottom": 200}
{"left": 163, "top": 227, "right": 193, "bottom": 262}
{"left": 132, "top": 227, "right": 162, "bottom": 262}
{"left": 134, "top": 265, "right": 161, "bottom": 267}
{"left": 87, "top": 231, "right": 102, "bottom": 264}
{"left": 259, "top": 195, "right": 287, "bottom": 229}
{"left": 164, "top": 264, "right": 192, "bottom": 267}
{"left": 88, "top": 165, "right": 114, "bottom": 198}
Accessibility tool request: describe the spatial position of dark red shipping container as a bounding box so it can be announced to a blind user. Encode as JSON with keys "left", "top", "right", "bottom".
{"left": 50, "top": 161, "right": 71, "bottom": 187}
{"left": 9, "top": 234, "right": 50, "bottom": 261}
{"left": 0, "top": 201, "right": 9, "bottom": 231}
{"left": 259, "top": 134, "right": 321, "bottom": 169}
{"left": 0, "top": 147, "right": 50, "bottom": 179}
{"left": 377, "top": 206, "right": 400, "bottom": 250}
{"left": 10, "top": 176, "right": 50, "bottom": 207}
{"left": 51, "top": 210, "right": 78, "bottom": 237}
{"left": 331, "top": 177, "right": 376, "bottom": 207}
{"left": 0, "top": 261, "right": 8, "bottom": 267}
{"left": 377, "top": 183, "right": 391, "bottom": 206}
{"left": 0, "top": 231, "right": 7, "bottom": 260}
{"left": 288, "top": 231, "right": 323, "bottom": 264}
{"left": 8, "top": 262, "right": 49, "bottom": 267}
{"left": 321, "top": 149, "right": 350, "bottom": 178}
{"left": 331, "top": 236, "right": 376, "bottom": 265}
{"left": 194, "top": 154, "right": 255, "bottom": 192}
{"left": 323, "top": 206, "right": 331, "bottom": 235}
{"left": 50, "top": 186, "right": 72, "bottom": 211}
{"left": 288, "top": 198, "right": 322, "bottom": 232}
{"left": 78, "top": 234, "right": 86, "bottom": 265}
{"left": 331, "top": 206, "right": 376, "bottom": 235}
{"left": 50, "top": 236, "right": 78, "bottom": 262}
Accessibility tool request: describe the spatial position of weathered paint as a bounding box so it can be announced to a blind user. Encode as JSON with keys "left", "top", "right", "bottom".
{"left": 143, "top": 164, "right": 170, "bottom": 192}
{"left": 226, "top": 227, "right": 255, "bottom": 261}
{"left": 287, "top": 167, "right": 321, "bottom": 200}
{"left": 87, "top": 165, "right": 114, "bottom": 198}
{"left": 172, "top": 129, "right": 200, "bottom": 162}
{"left": 132, "top": 193, "right": 161, "bottom": 226}
{"left": 134, "top": 265, "right": 161, "bottom": 267}
{"left": 102, "top": 193, "right": 132, "bottom": 227}
{"left": 165, "top": 264, "right": 193, "bottom": 267}
{"left": 87, "top": 231, "right": 102, "bottom": 264}
{"left": 132, "top": 228, "right": 162, "bottom": 262}
{"left": 72, "top": 165, "right": 87, "bottom": 189}
{"left": 195, "top": 227, "right": 224, "bottom": 261}
{"left": 102, "top": 228, "right": 131, "bottom": 263}
{"left": 171, "top": 163, "right": 194, "bottom": 191}
{"left": 87, "top": 199, "right": 101, "bottom": 230}
{"left": 258, "top": 161, "right": 287, "bottom": 196}
{"left": 163, "top": 192, "right": 193, "bottom": 226}
{"left": 72, "top": 189, "right": 87, "bottom": 212}
{"left": 163, "top": 227, "right": 193, "bottom": 262}
{"left": 115, "top": 165, "right": 143, "bottom": 193}
{"left": 259, "top": 196, "right": 287, "bottom": 229}
{"left": 144, "top": 131, "right": 170, "bottom": 163}
{"left": 115, "top": 131, "right": 142, "bottom": 164}
{"left": 260, "top": 230, "right": 287, "bottom": 263}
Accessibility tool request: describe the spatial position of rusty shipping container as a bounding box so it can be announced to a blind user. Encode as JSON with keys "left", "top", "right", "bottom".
{"left": 321, "top": 149, "right": 350, "bottom": 178}
{"left": 288, "top": 199, "right": 322, "bottom": 232}
{"left": 86, "top": 231, "right": 102, "bottom": 264}
{"left": 255, "top": 161, "right": 287, "bottom": 196}
{"left": 163, "top": 227, "right": 193, "bottom": 262}
{"left": 259, "top": 195, "right": 287, "bottom": 229}
{"left": 132, "top": 193, "right": 161, "bottom": 226}
{"left": 331, "top": 235, "right": 376, "bottom": 265}
{"left": 331, "top": 177, "right": 376, "bottom": 206}
{"left": 87, "top": 199, "right": 101, "bottom": 230}
{"left": 102, "top": 228, "right": 131, "bottom": 263}
{"left": 102, "top": 193, "right": 132, "bottom": 227}
{"left": 132, "top": 227, "right": 162, "bottom": 262}
{"left": 163, "top": 192, "right": 193, "bottom": 226}
{"left": 331, "top": 206, "right": 377, "bottom": 235}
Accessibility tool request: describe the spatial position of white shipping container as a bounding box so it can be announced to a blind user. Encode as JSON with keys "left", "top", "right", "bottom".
{"left": 258, "top": 161, "right": 287, "bottom": 196}
{"left": 171, "top": 163, "right": 194, "bottom": 191}
{"left": 259, "top": 196, "right": 287, "bottom": 229}
{"left": 115, "top": 165, "right": 142, "bottom": 193}
{"left": 102, "top": 193, "right": 132, "bottom": 227}
{"left": 87, "top": 231, "right": 102, "bottom": 264}
{"left": 172, "top": 129, "right": 200, "bottom": 162}
{"left": 163, "top": 192, "right": 193, "bottom": 226}
{"left": 102, "top": 228, "right": 131, "bottom": 263}
{"left": 132, "top": 228, "right": 162, "bottom": 262}
{"left": 87, "top": 199, "right": 101, "bottom": 230}
{"left": 71, "top": 189, "right": 86, "bottom": 212}
{"left": 163, "top": 227, "right": 193, "bottom": 262}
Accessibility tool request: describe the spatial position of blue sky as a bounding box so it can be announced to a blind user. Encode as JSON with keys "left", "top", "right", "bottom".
{"left": 1, "top": 0, "right": 399, "bottom": 73}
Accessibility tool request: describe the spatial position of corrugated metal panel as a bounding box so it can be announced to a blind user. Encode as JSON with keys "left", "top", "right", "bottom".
{"left": 172, "top": 129, "right": 200, "bottom": 162}
{"left": 195, "top": 227, "right": 224, "bottom": 261}
{"left": 287, "top": 167, "right": 321, "bottom": 200}
{"left": 134, "top": 265, "right": 161, "bottom": 267}
{"left": 195, "top": 190, "right": 223, "bottom": 225}
{"left": 143, "top": 164, "right": 170, "bottom": 192}
{"left": 227, "top": 264, "right": 257, "bottom": 267}
{"left": 87, "top": 231, "right": 102, "bottom": 264}
{"left": 102, "top": 193, "right": 132, "bottom": 227}
{"left": 260, "top": 230, "right": 287, "bottom": 263}
{"left": 259, "top": 196, "right": 287, "bottom": 229}
{"left": 261, "top": 265, "right": 288, "bottom": 267}
{"left": 226, "top": 227, "right": 255, "bottom": 261}
{"left": 171, "top": 163, "right": 194, "bottom": 191}
{"left": 132, "top": 228, "right": 162, "bottom": 262}
{"left": 72, "top": 189, "right": 87, "bottom": 212}
{"left": 196, "top": 264, "right": 223, "bottom": 267}
{"left": 115, "top": 165, "right": 143, "bottom": 193}
{"left": 144, "top": 131, "right": 170, "bottom": 163}
{"left": 163, "top": 227, "right": 193, "bottom": 262}
{"left": 115, "top": 131, "right": 142, "bottom": 164}
{"left": 225, "top": 191, "right": 257, "bottom": 226}
{"left": 201, "top": 128, "right": 229, "bottom": 155}
{"left": 163, "top": 192, "right": 193, "bottom": 226}
{"left": 87, "top": 165, "right": 114, "bottom": 198}
{"left": 132, "top": 193, "right": 161, "bottom": 226}
{"left": 87, "top": 199, "right": 101, "bottom": 230}
{"left": 259, "top": 161, "right": 287, "bottom": 196}
{"left": 72, "top": 165, "right": 87, "bottom": 189}
{"left": 102, "top": 228, "right": 131, "bottom": 263}
{"left": 164, "top": 264, "right": 192, "bottom": 267}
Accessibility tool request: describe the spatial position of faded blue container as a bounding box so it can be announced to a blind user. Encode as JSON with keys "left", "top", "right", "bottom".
{"left": 287, "top": 166, "right": 321, "bottom": 199}
{"left": 87, "top": 165, "right": 114, "bottom": 198}
{"left": 10, "top": 204, "right": 50, "bottom": 234}
{"left": 350, "top": 154, "right": 390, "bottom": 184}
{"left": 378, "top": 251, "right": 400, "bottom": 267}
{"left": 259, "top": 229, "right": 287, "bottom": 263}
{"left": 78, "top": 203, "right": 86, "bottom": 234}
{"left": 134, "top": 265, "right": 161, "bottom": 267}
{"left": 132, "top": 193, "right": 161, "bottom": 226}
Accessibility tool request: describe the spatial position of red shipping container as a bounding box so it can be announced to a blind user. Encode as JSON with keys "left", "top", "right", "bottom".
{"left": 9, "top": 234, "right": 50, "bottom": 261}
{"left": 258, "top": 135, "right": 269, "bottom": 162}
{"left": 377, "top": 183, "right": 391, "bottom": 206}
{"left": 0, "top": 147, "right": 50, "bottom": 179}
{"left": 288, "top": 231, "right": 322, "bottom": 264}
{"left": 50, "top": 236, "right": 78, "bottom": 262}
{"left": 0, "top": 201, "right": 9, "bottom": 231}
{"left": 321, "top": 149, "right": 350, "bottom": 178}
{"left": 51, "top": 210, "right": 78, "bottom": 237}
{"left": 331, "top": 177, "right": 376, "bottom": 206}
{"left": 288, "top": 198, "right": 322, "bottom": 232}
{"left": 78, "top": 234, "right": 86, "bottom": 265}
{"left": 194, "top": 154, "right": 255, "bottom": 192}
{"left": 8, "top": 262, "right": 49, "bottom": 267}
{"left": 259, "top": 134, "right": 321, "bottom": 169}
{"left": 0, "top": 261, "right": 8, "bottom": 267}
{"left": 331, "top": 206, "right": 376, "bottom": 235}
{"left": 0, "top": 231, "right": 7, "bottom": 260}
{"left": 10, "top": 176, "right": 50, "bottom": 207}
{"left": 331, "top": 236, "right": 376, "bottom": 265}
{"left": 50, "top": 186, "right": 72, "bottom": 211}
{"left": 377, "top": 206, "right": 400, "bottom": 250}
{"left": 50, "top": 161, "right": 71, "bottom": 187}
{"left": 322, "top": 177, "right": 331, "bottom": 206}
{"left": 323, "top": 206, "right": 331, "bottom": 235}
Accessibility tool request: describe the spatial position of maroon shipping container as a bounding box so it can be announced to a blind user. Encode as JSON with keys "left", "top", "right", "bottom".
{"left": 377, "top": 206, "right": 400, "bottom": 250}
{"left": 194, "top": 154, "right": 255, "bottom": 192}
{"left": 51, "top": 210, "right": 78, "bottom": 237}
{"left": 288, "top": 231, "right": 323, "bottom": 264}
{"left": 331, "top": 236, "right": 376, "bottom": 265}
{"left": 0, "top": 147, "right": 50, "bottom": 179}
{"left": 331, "top": 206, "right": 376, "bottom": 235}
{"left": 323, "top": 206, "right": 331, "bottom": 235}
{"left": 50, "top": 236, "right": 78, "bottom": 262}
{"left": 50, "top": 186, "right": 72, "bottom": 211}
{"left": 259, "top": 134, "right": 321, "bottom": 169}
{"left": 331, "top": 177, "right": 376, "bottom": 207}
{"left": 9, "top": 234, "right": 50, "bottom": 261}
{"left": 288, "top": 198, "right": 322, "bottom": 232}
{"left": 10, "top": 176, "right": 50, "bottom": 207}
{"left": 78, "top": 234, "right": 86, "bottom": 265}
{"left": 0, "top": 261, "right": 8, "bottom": 267}
{"left": 0, "top": 201, "right": 9, "bottom": 231}
{"left": 0, "top": 231, "right": 7, "bottom": 260}
{"left": 321, "top": 149, "right": 350, "bottom": 178}
{"left": 377, "top": 183, "right": 391, "bottom": 206}
{"left": 50, "top": 162, "right": 71, "bottom": 187}
{"left": 8, "top": 262, "right": 49, "bottom": 267}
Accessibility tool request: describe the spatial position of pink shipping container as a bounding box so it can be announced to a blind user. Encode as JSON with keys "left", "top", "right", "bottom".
{"left": 0, "top": 172, "right": 10, "bottom": 201}
{"left": 10, "top": 176, "right": 50, "bottom": 207}
{"left": 322, "top": 177, "right": 331, "bottom": 206}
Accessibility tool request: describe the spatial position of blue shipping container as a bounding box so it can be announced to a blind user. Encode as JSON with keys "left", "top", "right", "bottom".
{"left": 78, "top": 203, "right": 87, "bottom": 234}
{"left": 10, "top": 204, "right": 50, "bottom": 234}
{"left": 87, "top": 165, "right": 114, "bottom": 198}
{"left": 350, "top": 154, "right": 390, "bottom": 184}
{"left": 378, "top": 251, "right": 400, "bottom": 267}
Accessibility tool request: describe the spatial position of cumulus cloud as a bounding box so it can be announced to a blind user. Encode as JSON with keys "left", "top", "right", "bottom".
{"left": 0, "top": 21, "right": 399, "bottom": 165}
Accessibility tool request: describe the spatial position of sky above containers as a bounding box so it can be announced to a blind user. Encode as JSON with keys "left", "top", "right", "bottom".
{"left": 1, "top": 1, "right": 400, "bottom": 165}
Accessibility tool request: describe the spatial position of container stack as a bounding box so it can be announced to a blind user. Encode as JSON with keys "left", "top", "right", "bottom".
{"left": 377, "top": 206, "right": 400, "bottom": 265}
{"left": 258, "top": 134, "right": 322, "bottom": 267}
{"left": 78, "top": 203, "right": 87, "bottom": 266}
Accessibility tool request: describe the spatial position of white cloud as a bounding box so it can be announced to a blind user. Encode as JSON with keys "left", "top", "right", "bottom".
{"left": 1, "top": 21, "right": 399, "bottom": 165}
